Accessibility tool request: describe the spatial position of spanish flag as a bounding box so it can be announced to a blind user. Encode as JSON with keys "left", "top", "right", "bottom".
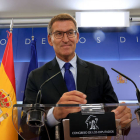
{"left": 0, "top": 31, "right": 18, "bottom": 140}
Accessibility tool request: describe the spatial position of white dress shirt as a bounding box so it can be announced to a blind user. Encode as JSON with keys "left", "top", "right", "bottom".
{"left": 47, "top": 54, "right": 77, "bottom": 127}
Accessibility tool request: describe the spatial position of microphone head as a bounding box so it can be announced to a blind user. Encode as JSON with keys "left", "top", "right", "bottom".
{"left": 134, "top": 108, "right": 140, "bottom": 125}
{"left": 26, "top": 105, "right": 46, "bottom": 127}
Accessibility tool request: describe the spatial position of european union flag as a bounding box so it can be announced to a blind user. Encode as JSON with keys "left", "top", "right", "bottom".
{"left": 23, "top": 38, "right": 38, "bottom": 101}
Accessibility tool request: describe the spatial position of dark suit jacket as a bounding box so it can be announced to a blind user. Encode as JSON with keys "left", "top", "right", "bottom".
{"left": 24, "top": 56, "right": 118, "bottom": 139}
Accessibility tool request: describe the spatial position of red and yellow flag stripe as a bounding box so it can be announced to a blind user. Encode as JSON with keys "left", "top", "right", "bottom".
{"left": 0, "top": 32, "right": 18, "bottom": 140}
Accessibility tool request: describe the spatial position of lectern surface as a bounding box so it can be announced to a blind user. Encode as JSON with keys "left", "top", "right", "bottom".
{"left": 12, "top": 103, "right": 140, "bottom": 140}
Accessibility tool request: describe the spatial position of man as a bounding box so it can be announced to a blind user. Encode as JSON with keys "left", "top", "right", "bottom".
{"left": 24, "top": 13, "right": 132, "bottom": 140}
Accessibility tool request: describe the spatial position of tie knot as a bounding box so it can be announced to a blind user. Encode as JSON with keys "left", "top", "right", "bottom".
{"left": 64, "top": 62, "right": 71, "bottom": 70}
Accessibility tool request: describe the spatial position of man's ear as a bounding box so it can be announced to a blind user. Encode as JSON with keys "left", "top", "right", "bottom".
{"left": 76, "top": 32, "right": 79, "bottom": 44}
{"left": 48, "top": 35, "right": 53, "bottom": 46}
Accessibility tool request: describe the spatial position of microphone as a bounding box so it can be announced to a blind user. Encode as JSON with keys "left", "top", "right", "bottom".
{"left": 111, "top": 68, "right": 140, "bottom": 103}
{"left": 36, "top": 71, "right": 61, "bottom": 104}
{"left": 26, "top": 71, "right": 61, "bottom": 127}
{"left": 111, "top": 68, "right": 140, "bottom": 124}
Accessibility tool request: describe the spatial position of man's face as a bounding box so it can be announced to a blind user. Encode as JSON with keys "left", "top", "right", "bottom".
{"left": 48, "top": 20, "right": 79, "bottom": 62}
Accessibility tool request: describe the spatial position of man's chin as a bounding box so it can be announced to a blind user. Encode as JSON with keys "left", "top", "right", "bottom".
{"left": 64, "top": 52, "right": 75, "bottom": 57}
{"left": 59, "top": 52, "right": 75, "bottom": 60}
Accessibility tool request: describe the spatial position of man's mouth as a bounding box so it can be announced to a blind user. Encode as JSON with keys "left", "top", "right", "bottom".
{"left": 61, "top": 44, "right": 71, "bottom": 47}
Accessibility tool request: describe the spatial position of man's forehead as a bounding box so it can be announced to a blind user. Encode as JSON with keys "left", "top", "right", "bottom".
{"left": 51, "top": 20, "right": 76, "bottom": 32}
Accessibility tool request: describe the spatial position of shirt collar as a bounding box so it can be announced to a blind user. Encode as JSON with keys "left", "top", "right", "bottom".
{"left": 56, "top": 53, "right": 77, "bottom": 69}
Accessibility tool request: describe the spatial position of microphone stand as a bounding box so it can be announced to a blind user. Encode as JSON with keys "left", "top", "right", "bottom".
{"left": 111, "top": 68, "right": 140, "bottom": 124}
{"left": 26, "top": 71, "right": 61, "bottom": 140}
{"left": 111, "top": 68, "right": 140, "bottom": 102}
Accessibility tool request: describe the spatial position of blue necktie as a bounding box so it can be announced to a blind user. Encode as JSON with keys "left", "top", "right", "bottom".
{"left": 64, "top": 63, "right": 76, "bottom": 91}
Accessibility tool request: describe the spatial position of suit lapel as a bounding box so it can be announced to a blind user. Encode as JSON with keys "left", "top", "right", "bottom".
{"left": 47, "top": 58, "right": 68, "bottom": 96}
{"left": 47, "top": 57, "right": 89, "bottom": 96}
{"left": 77, "top": 57, "right": 89, "bottom": 94}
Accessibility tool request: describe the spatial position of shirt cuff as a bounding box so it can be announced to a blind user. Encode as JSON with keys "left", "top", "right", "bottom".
{"left": 47, "top": 107, "right": 60, "bottom": 127}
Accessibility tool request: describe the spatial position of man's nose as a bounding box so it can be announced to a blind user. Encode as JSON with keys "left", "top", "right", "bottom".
{"left": 62, "top": 33, "right": 69, "bottom": 42}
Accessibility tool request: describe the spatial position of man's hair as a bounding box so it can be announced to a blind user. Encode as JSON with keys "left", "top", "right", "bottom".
{"left": 47, "top": 13, "right": 78, "bottom": 35}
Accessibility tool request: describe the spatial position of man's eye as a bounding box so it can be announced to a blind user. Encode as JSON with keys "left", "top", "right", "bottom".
{"left": 56, "top": 32, "right": 62, "bottom": 36}
{"left": 68, "top": 31, "right": 73, "bottom": 35}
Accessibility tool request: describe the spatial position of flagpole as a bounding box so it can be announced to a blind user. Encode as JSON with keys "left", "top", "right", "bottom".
{"left": 10, "top": 19, "right": 13, "bottom": 33}
{"left": 32, "top": 35, "right": 34, "bottom": 40}
{"left": 32, "top": 27, "right": 34, "bottom": 40}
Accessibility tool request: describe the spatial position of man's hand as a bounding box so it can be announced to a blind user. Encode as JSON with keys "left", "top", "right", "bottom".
{"left": 53, "top": 90, "right": 87, "bottom": 120}
{"left": 112, "top": 103, "right": 132, "bottom": 128}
